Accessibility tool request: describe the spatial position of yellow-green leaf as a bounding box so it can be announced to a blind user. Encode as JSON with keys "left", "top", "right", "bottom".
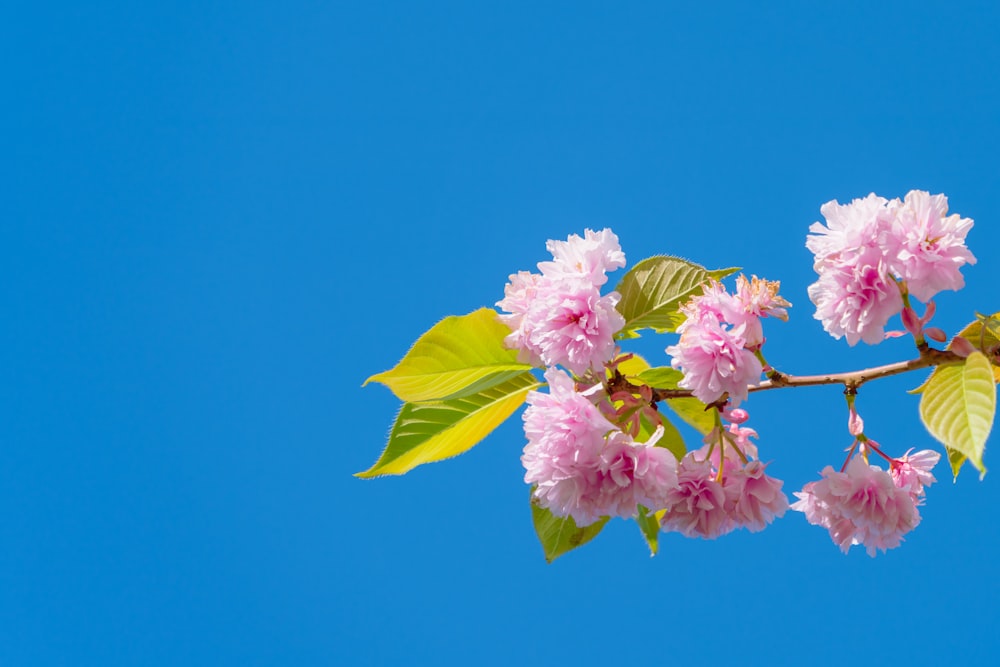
{"left": 954, "top": 312, "right": 1000, "bottom": 350}
{"left": 365, "top": 308, "right": 533, "bottom": 402}
{"left": 947, "top": 447, "right": 968, "bottom": 479}
{"left": 615, "top": 353, "right": 653, "bottom": 379}
{"left": 636, "top": 506, "right": 661, "bottom": 557}
{"left": 356, "top": 372, "right": 541, "bottom": 477}
{"left": 635, "top": 365, "right": 684, "bottom": 388}
{"left": 664, "top": 397, "right": 716, "bottom": 436}
{"left": 919, "top": 351, "right": 996, "bottom": 479}
{"left": 950, "top": 312, "right": 1000, "bottom": 384}
{"left": 650, "top": 416, "right": 687, "bottom": 460}
{"left": 530, "top": 495, "right": 608, "bottom": 563}
{"left": 615, "top": 256, "right": 739, "bottom": 337}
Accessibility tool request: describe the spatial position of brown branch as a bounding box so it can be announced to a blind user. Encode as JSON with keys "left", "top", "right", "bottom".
{"left": 631, "top": 347, "right": 969, "bottom": 403}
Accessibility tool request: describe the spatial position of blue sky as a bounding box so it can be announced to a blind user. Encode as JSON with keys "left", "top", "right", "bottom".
{"left": 3, "top": 2, "right": 999, "bottom": 665}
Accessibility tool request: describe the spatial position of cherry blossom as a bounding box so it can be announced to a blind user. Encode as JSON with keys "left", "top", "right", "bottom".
{"left": 806, "top": 190, "right": 975, "bottom": 345}
{"left": 660, "top": 454, "right": 732, "bottom": 539}
{"left": 806, "top": 193, "right": 891, "bottom": 269}
{"left": 891, "top": 448, "right": 941, "bottom": 501}
{"left": 522, "top": 368, "right": 678, "bottom": 526}
{"left": 725, "top": 460, "right": 789, "bottom": 533}
{"left": 729, "top": 275, "right": 791, "bottom": 347}
{"left": 661, "top": 416, "right": 787, "bottom": 538}
{"left": 665, "top": 278, "right": 787, "bottom": 406}
{"left": 883, "top": 190, "right": 976, "bottom": 303}
{"left": 538, "top": 228, "right": 627, "bottom": 287}
{"left": 497, "top": 228, "right": 627, "bottom": 376}
{"left": 806, "top": 243, "right": 903, "bottom": 346}
{"left": 791, "top": 456, "right": 923, "bottom": 557}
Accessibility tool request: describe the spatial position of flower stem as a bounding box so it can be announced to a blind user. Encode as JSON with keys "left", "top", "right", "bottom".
{"left": 840, "top": 439, "right": 861, "bottom": 472}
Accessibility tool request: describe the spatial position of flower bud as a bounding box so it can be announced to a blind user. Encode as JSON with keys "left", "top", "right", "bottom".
{"left": 921, "top": 300, "right": 937, "bottom": 324}
{"left": 924, "top": 327, "right": 947, "bottom": 343}
{"left": 726, "top": 407, "right": 750, "bottom": 424}
{"left": 901, "top": 306, "right": 922, "bottom": 338}
{"left": 950, "top": 336, "right": 977, "bottom": 358}
{"left": 848, "top": 409, "right": 865, "bottom": 437}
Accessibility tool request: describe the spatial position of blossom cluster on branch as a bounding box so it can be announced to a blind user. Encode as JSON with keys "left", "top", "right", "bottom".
{"left": 361, "top": 190, "right": 997, "bottom": 561}
{"left": 807, "top": 191, "right": 974, "bottom": 345}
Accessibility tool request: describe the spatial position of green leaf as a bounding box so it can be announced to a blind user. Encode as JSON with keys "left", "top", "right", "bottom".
{"left": 951, "top": 312, "right": 1000, "bottom": 384}
{"left": 947, "top": 447, "right": 967, "bottom": 479}
{"left": 530, "top": 495, "right": 609, "bottom": 563}
{"left": 635, "top": 366, "right": 685, "bottom": 388}
{"left": 356, "top": 372, "right": 541, "bottom": 477}
{"left": 614, "top": 256, "right": 739, "bottom": 338}
{"left": 647, "top": 413, "right": 687, "bottom": 460}
{"left": 365, "top": 308, "right": 534, "bottom": 402}
{"left": 636, "top": 506, "right": 661, "bottom": 557}
{"left": 919, "top": 351, "right": 996, "bottom": 479}
{"left": 614, "top": 353, "right": 654, "bottom": 379}
{"left": 664, "top": 397, "right": 716, "bottom": 436}
{"left": 957, "top": 312, "right": 1000, "bottom": 349}
{"left": 707, "top": 267, "right": 739, "bottom": 281}
{"left": 908, "top": 370, "right": 935, "bottom": 395}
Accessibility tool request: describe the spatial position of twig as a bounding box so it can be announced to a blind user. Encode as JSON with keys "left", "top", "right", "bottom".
{"left": 633, "top": 347, "right": 967, "bottom": 403}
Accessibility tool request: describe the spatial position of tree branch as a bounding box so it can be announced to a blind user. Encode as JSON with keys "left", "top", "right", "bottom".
{"left": 640, "top": 346, "right": 968, "bottom": 403}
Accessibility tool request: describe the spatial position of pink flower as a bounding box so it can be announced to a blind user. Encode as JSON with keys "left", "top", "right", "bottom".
{"left": 883, "top": 190, "right": 976, "bottom": 303}
{"left": 660, "top": 454, "right": 733, "bottom": 539}
{"left": 791, "top": 456, "right": 922, "bottom": 556}
{"left": 662, "top": 412, "right": 788, "bottom": 538}
{"left": 522, "top": 369, "right": 678, "bottom": 526}
{"left": 806, "top": 244, "right": 903, "bottom": 346}
{"left": 806, "top": 194, "right": 901, "bottom": 346}
{"left": 597, "top": 430, "right": 679, "bottom": 519}
{"left": 683, "top": 280, "right": 736, "bottom": 322}
{"left": 724, "top": 460, "right": 789, "bottom": 533}
{"left": 522, "top": 369, "right": 618, "bottom": 524}
{"left": 538, "top": 228, "right": 627, "bottom": 287}
{"left": 696, "top": 422, "right": 787, "bottom": 533}
{"left": 728, "top": 275, "right": 791, "bottom": 347}
{"left": 520, "top": 286, "right": 625, "bottom": 376}
{"left": 665, "top": 278, "right": 786, "bottom": 405}
{"left": 891, "top": 448, "right": 940, "bottom": 501}
{"left": 806, "top": 190, "right": 976, "bottom": 345}
{"left": 666, "top": 314, "right": 762, "bottom": 406}
{"left": 496, "top": 271, "right": 546, "bottom": 366}
{"left": 497, "top": 229, "right": 627, "bottom": 376}
{"left": 806, "top": 193, "right": 891, "bottom": 268}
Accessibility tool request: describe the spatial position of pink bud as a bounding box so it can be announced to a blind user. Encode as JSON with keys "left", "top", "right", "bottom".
{"left": 848, "top": 409, "right": 865, "bottom": 437}
{"left": 924, "top": 327, "right": 947, "bottom": 343}
{"left": 901, "top": 306, "right": 922, "bottom": 337}
{"left": 921, "top": 300, "right": 937, "bottom": 325}
{"left": 725, "top": 407, "right": 750, "bottom": 424}
{"left": 950, "top": 336, "right": 977, "bottom": 358}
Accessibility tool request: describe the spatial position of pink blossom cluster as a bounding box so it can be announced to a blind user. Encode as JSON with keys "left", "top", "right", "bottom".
{"left": 665, "top": 276, "right": 789, "bottom": 406}
{"left": 807, "top": 191, "right": 975, "bottom": 346}
{"left": 522, "top": 368, "right": 679, "bottom": 526}
{"left": 660, "top": 416, "right": 789, "bottom": 539}
{"left": 497, "top": 229, "right": 627, "bottom": 376}
{"left": 790, "top": 448, "right": 940, "bottom": 556}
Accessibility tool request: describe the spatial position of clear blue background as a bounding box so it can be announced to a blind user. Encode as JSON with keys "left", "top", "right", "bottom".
{"left": 3, "top": 2, "right": 999, "bottom": 665}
